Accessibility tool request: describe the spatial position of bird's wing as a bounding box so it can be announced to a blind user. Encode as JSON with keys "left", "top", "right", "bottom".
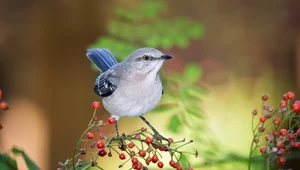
{"left": 156, "top": 73, "right": 164, "bottom": 95}
{"left": 86, "top": 48, "right": 118, "bottom": 72}
{"left": 94, "top": 70, "right": 119, "bottom": 97}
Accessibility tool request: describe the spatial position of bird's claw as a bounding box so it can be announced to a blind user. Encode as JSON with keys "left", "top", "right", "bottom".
{"left": 153, "top": 132, "right": 171, "bottom": 147}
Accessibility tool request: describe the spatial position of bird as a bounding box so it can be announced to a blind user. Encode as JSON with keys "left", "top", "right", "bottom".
{"left": 86, "top": 47, "right": 173, "bottom": 142}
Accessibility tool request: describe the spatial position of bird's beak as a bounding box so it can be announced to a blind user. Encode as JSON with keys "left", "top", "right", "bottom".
{"left": 161, "top": 54, "right": 173, "bottom": 60}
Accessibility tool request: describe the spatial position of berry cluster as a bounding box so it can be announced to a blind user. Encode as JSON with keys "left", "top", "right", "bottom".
{"left": 249, "top": 92, "right": 300, "bottom": 170}
{"left": 58, "top": 102, "right": 197, "bottom": 170}
{"left": 0, "top": 89, "right": 9, "bottom": 130}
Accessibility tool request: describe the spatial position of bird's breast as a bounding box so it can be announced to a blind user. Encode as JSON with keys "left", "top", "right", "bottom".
{"left": 102, "top": 76, "right": 162, "bottom": 117}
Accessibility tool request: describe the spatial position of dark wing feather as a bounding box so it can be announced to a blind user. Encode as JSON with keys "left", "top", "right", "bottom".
{"left": 94, "top": 72, "right": 118, "bottom": 97}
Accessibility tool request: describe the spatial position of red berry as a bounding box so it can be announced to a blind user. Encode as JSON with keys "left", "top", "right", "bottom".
{"left": 134, "top": 163, "right": 142, "bottom": 170}
{"left": 295, "top": 100, "right": 300, "bottom": 105}
{"left": 145, "top": 136, "right": 153, "bottom": 144}
{"left": 297, "top": 129, "right": 300, "bottom": 137}
{"left": 283, "top": 94, "right": 289, "bottom": 100}
{"left": 0, "top": 90, "right": 2, "bottom": 100}
{"left": 176, "top": 165, "right": 183, "bottom": 170}
{"left": 265, "top": 135, "right": 271, "bottom": 141}
{"left": 260, "top": 116, "right": 267, "bottom": 123}
{"left": 277, "top": 143, "right": 284, "bottom": 150}
{"left": 288, "top": 134, "right": 295, "bottom": 140}
{"left": 157, "top": 161, "right": 164, "bottom": 168}
{"left": 169, "top": 160, "right": 176, "bottom": 167}
{"left": 287, "top": 91, "right": 295, "bottom": 100}
{"left": 260, "top": 146, "right": 267, "bottom": 154}
{"left": 97, "top": 141, "right": 105, "bottom": 149}
{"left": 138, "top": 150, "right": 146, "bottom": 157}
{"left": 168, "top": 138, "right": 174, "bottom": 143}
{"left": 293, "top": 142, "right": 300, "bottom": 149}
{"left": 0, "top": 102, "right": 8, "bottom": 110}
{"left": 119, "top": 153, "right": 126, "bottom": 160}
{"left": 92, "top": 101, "right": 101, "bottom": 109}
{"left": 131, "top": 157, "right": 138, "bottom": 165}
{"left": 261, "top": 94, "right": 268, "bottom": 101}
{"left": 280, "top": 100, "right": 287, "bottom": 107}
{"left": 145, "top": 157, "right": 152, "bottom": 165}
{"left": 151, "top": 155, "right": 159, "bottom": 163}
{"left": 292, "top": 104, "right": 300, "bottom": 112}
{"left": 277, "top": 156, "right": 285, "bottom": 165}
{"left": 273, "top": 118, "right": 281, "bottom": 125}
{"left": 98, "top": 149, "right": 107, "bottom": 157}
{"left": 87, "top": 132, "right": 94, "bottom": 139}
{"left": 130, "top": 151, "right": 136, "bottom": 156}
{"left": 280, "top": 129, "right": 288, "bottom": 136}
{"left": 108, "top": 117, "right": 115, "bottom": 124}
{"left": 128, "top": 142, "right": 135, "bottom": 149}
{"left": 188, "top": 168, "right": 194, "bottom": 170}
{"left": 273, "top": 130, "right": 279, "bottom": 137}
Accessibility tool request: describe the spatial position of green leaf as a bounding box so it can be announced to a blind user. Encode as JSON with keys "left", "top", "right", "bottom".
{"left": 12, "top": 147, "right": 40, "bottom": 170}
{"left": 0, "top": 154, "right": 17, "bottom": 170}
{"left": 183, "top": 64, "right": 202, "bottom": 83}
{"left": 168, "top": 115, "right": 182, "bottom": 133}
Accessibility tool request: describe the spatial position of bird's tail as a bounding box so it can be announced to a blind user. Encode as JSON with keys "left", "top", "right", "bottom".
{"left": 86, "top": 48, "right": 118, "bottom": 72}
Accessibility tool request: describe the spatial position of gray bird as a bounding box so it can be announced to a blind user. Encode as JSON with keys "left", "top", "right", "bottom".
{"left": 86, "top": 47, "right": 173, "bottom": 142}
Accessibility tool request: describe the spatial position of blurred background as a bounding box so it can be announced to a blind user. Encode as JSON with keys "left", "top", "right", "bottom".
{"left": 0, "top": 0, "right": 300, "bottom": 169}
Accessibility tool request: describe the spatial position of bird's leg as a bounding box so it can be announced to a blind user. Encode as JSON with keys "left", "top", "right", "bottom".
{"left": 114, "top": 119, "right": 120, "bottom": 137}
{"left": 139, "top": 116, "right": 170, "bottom": 146}
{"left": 112, "top": 119, "right": 126, "bottom": 150}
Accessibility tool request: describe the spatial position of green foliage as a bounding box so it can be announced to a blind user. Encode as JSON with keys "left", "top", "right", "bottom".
{"left": 0, "top": 147, "right": 39, "bottom": 170}
{"left": 89, "top": 1, "right": 204, "bottom": 61}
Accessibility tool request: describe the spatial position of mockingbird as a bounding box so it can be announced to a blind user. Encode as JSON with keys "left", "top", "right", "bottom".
{"left": 86, "top": 47, "right": 173, "bottom": 142}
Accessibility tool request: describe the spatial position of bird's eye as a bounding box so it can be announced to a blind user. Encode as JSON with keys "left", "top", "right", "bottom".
{"left": 142, "top": 55, "right": 150, "bottom": 61}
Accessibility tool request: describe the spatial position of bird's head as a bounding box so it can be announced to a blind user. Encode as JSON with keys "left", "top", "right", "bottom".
{"left": 124, "top": 47, "right": 173, "bottom": 74}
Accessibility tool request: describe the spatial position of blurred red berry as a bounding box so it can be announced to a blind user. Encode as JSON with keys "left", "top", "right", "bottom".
{"left": 297, "top": 129, "right": 300, "bottom": 137}
{"left": 92, "top": 101, "right": 101, "bottom": 109}
{"left": 273, "top": 118, "right": 281, "bottom": 125}
{"left": 283, "top": 94, "right": 289, "bottom": 100}
{"left": 280, "top": 100, "right": 287, "bottom": 107}
{"left": 287, "top": 91, "right": 295, "bottom": 100}
{"left": 260, "top": 116, "right": 267, "bottom": 123}
{"left": 138, "top": 150, "right": 146, "bottom": 157}
{"left": 188, "top": 168, "right": 194, "bottom": 170}
{"left": 108, "top": 117, "right": 115, "bottom": 124}
{"left": 252, "top": 109, "right": 258, "bottom": 116}
{"left": 260, "top": 146, "right": 267, "bottom": 154}
{"left": 261, "top": 94, "right": 268, "bottom": 101}
{"left": 169, "top": 160, "right": 176, "bottom": 167}
{"left": 277, "top": 143, "right": 284, "bottom": 150}
{"left": 157, "top": 161, "right": 164, "bottom": 168}
{"left": 280, "top": 129, "right": 288, "bottom": 136}
{"left": 131, "top": 157, "right": 139, "bottom": 165}
{"left": 293, "top": 142, "right": 300, "bottom": 149}
{"left": 97, "top": 141, "right": 105, "bottom": 149}
{"left": 168, "top": 137, "right": 174, "bottom": 143}
{"left": 295, "top": 100, "right": 300, "bottom": 105}
{"left": 0, "top": 89, "right": 2, "bottom": 100}
{"left": 119, "top": 153, "right": 126, "bottom": 160}
{"left": 98, "top": 149, "right": 107, "bottom": 157}
{"left": 151, "top": 155, "right": 159, "bottom": 163}
{"left": 288, "top": 134, "right": 295, "bottom": 140}
{"left": 273, "top": 130, "right": 279, "bottom": 137}
{"left": 277, "top": 156, "right": 285, "bottom": 165}
{"left": 292, "top": 104, "right": 300, "bottom": 112}
{"left": 128, "top": 142, "right": 135, "bottom": 149}
{"left": 0, "top": 102, "right": 8, "bottom": 110}
{"left": 87, "top": 132, "right": 94, "bottom": 139}
{"left": 145, "top": 136, "right": 153, "bottom": 144}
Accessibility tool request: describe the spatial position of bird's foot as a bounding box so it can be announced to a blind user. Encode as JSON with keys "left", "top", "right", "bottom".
{"left": 112, "top": 133, "right": 126, "bottom": 151}
{"left": 153, "top": 132, "right": 171, "bottom": 147}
